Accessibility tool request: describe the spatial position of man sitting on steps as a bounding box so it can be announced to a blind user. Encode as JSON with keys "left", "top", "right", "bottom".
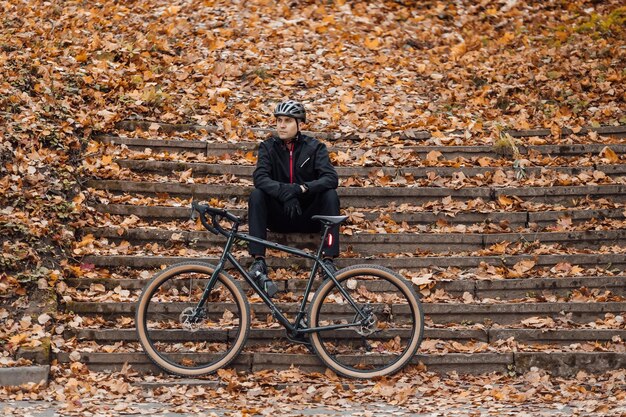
{"left": 247, "top": 100, "right": 340, "bottom": 297}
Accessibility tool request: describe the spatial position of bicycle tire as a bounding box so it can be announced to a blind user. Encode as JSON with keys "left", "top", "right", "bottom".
{"left": 136, "top": 262, "right": 250, "bottom": 377}
{"left": 308, "top": 264, "right": 424, "bottom": 379}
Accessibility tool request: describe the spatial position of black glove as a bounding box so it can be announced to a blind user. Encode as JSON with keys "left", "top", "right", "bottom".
{"left": 284, "top": 197, "right": 302, "bottom": 219}
{"left": 278, "top": 183, "right": 302, "bottom": 202}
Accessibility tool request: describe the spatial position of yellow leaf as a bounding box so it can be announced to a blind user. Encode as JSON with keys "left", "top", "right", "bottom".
{"left": 451, "top": 42, "right": 466, "bottom": 58}
{"left": 498, "top": 195, "right": 514, "bottom": 206}
{"left": 600, "top": 147, "right": 619, "bottom": 163}
{"left": 497, "top": 32, "right": 515, "bottom": 45}
{"left": 555, "top": 31, "right": 569, "bottom": 42}
{"left": 490, "top": 242, "right": 509, "bottom": 254}
{"left": 210, "top": 101, "right": 227, "bottom": 115}
{"left": 9, "top": 333, "right": 28, "bottom": 346}
{"left": 364, "top": 37, "right": 380, "bottom": 50}
{"left": 166, "top": 5, "right": 181, "bottom": 15}
{"left": 75, "top": 52, "right": 88, "bottom": 63}
{"left": 76, "top": 234, "right": 95, "bottom": 248}
{"left": 101, "top": 155, "right": 113, "bottom": 165}
{"left": 360, "top": 77, "right": 375, "bottom": 88}
{"left": 244, "top": 151, "right": 257, "bottom": 163}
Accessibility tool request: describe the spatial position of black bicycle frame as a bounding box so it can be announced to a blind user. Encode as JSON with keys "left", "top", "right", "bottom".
{"left": 195, "top": 221, "right": 368, "bottom": 336}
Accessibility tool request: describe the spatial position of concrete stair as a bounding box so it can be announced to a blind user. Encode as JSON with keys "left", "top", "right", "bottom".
{"left": 59, "top": 122, "right": 626, "bottom": 376}
{"left": 87, "top": 180, "right": 626, "bottom": 206}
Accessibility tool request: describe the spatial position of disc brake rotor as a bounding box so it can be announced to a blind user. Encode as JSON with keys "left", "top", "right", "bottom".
{"left": 179, "top": 307, "right": 203, "bottom": 330}
{"left": 354, "top": 308, "right": 378, "bottom": 336}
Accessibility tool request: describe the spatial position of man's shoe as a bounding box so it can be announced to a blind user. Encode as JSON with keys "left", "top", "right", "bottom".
{"left": 248, "top": 258, "right": 267, "bottom": 277}
{"left": 248, "top": 258, "right": 278, "bottom": 298}
{"left": 321, "top": 258, "right": 338, "bottom": 278}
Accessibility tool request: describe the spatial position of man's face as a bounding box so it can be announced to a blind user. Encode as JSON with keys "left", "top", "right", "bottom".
{"left": 276, "top": 116, "right": 298, "bottom": 141}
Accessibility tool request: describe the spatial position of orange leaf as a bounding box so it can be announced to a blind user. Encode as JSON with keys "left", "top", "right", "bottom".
{"left": 360, "top": 77, "right": 375, "bottom": 88}
{"left": 9, "top": 333, "right": 28, "bottom": 346}
{"left": 76, "top": 234, "right": 95, "bottom": 248}
{"left": 210, "top": 101, "right": 227, "bottom": 116}
{"left": 600, "top": 147, "right": 619, "bottom": 163}
{"left": 75, "top": 52, "right": 88, "bottom": 63}
{"left": 498, "top": 195, "right": 514, "bottom": 206}
{"left": 497, "top": 32, "right": 515, "bottom": 45}
{"left": 364, "top": 37, "right": 380, "bottom": 50}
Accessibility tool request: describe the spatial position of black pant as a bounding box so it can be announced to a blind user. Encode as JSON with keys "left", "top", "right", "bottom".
{"left": 248, "top": 188, "right": 340, "bottom": 258}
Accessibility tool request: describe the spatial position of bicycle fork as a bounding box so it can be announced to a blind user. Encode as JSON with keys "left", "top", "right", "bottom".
{"left": 189, "top": 226, "right": 240, "bottom": 321}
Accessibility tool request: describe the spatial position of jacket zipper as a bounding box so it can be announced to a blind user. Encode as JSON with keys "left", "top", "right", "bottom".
{"left": 289, "top": 142, "right": 294, "bottom": 183}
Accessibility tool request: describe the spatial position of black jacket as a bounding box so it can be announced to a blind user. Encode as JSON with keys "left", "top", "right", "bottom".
{"left": 253, "top": 134, "right": 338, "bottom": 199}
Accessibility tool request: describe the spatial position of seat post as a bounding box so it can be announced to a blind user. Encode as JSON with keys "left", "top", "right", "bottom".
{"left": 315, "top": 224, "right": 332, "bottom": 259}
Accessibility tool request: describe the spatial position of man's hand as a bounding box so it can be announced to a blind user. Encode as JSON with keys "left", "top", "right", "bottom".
{"left": 284, "top": 197, "right": 302, "bottom": 219}
{"left": 278, "top": 183, "right": 302, "bottom": 202}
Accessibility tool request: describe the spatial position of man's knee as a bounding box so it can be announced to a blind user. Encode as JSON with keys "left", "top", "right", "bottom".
{"left": 319, "top": 189, "right": 340, "bottom": 213}
{"left": 248, "top": 188, "right": 268, "bottom": 206}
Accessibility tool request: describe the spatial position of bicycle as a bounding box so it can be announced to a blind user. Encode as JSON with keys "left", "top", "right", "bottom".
{"left": 135, "top": 201, "right": 424, "bottom": 379}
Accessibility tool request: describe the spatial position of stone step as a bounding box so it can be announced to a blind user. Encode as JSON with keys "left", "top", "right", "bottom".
{"left": 86, "top": 180, "right": 626, "bottom": 206}
{"left": 115, "top": 160, "right": 626, "bottom": 179}
{"left": 82, "top": 226, "right": 626, "bottom": 253}
{"left": 64, "top": 301, "right": 626, "bottom": 325}
{"left": 64, "top": 328, "right": 483, "bottom": 343}
{"left": 64, "top": 327, "right": 625, "bottom": 346}
{"left": 80, "top": 253, "right": 626, "bottom": 271}
{"left": 55, "top": 350, "right": 626, "bottom": 376}
{"left": 0, "top": 366, "right": 50, "bottom": 387}
{"left": 96, "top": 133, "right": 626, "bottom": 158}
{"left": 65, "top": 275, "right": 626, "bottom": 298}
{"left": 106, "top": 121, "right": 626, "bottom": 142}
{"left": 92, "top": 204, "right": 626, "bottom": 228}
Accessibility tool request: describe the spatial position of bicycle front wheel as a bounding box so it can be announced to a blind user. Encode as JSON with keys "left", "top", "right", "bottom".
{"left": 308, "top": 264, "right": 424, "bottom": 378}
{"left": 135, "top": 262, "right": 250, "bottom": 377}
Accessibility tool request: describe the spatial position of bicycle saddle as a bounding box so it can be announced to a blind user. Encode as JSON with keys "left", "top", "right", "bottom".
{"left": 311, "top": 215, "right": 348, "bottom": 226}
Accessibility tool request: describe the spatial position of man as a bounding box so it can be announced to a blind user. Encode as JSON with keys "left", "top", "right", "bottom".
{"left": 247, "top": 100, "right": 340, "bottom": 297}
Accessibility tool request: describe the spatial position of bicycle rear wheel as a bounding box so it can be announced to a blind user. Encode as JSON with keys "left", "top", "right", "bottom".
{"left": 135, "top": 262, "right": 250, "bottom": 377}
{"left": 308, "top": 264, "right": 423, "bottom": 378}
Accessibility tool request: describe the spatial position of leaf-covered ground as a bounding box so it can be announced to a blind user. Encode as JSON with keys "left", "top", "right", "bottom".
{"left": 1, "top": 365, "right": 626, "bottom": 416}
{"left": 1, "top": 0, "right": 625, "bottom": 412}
